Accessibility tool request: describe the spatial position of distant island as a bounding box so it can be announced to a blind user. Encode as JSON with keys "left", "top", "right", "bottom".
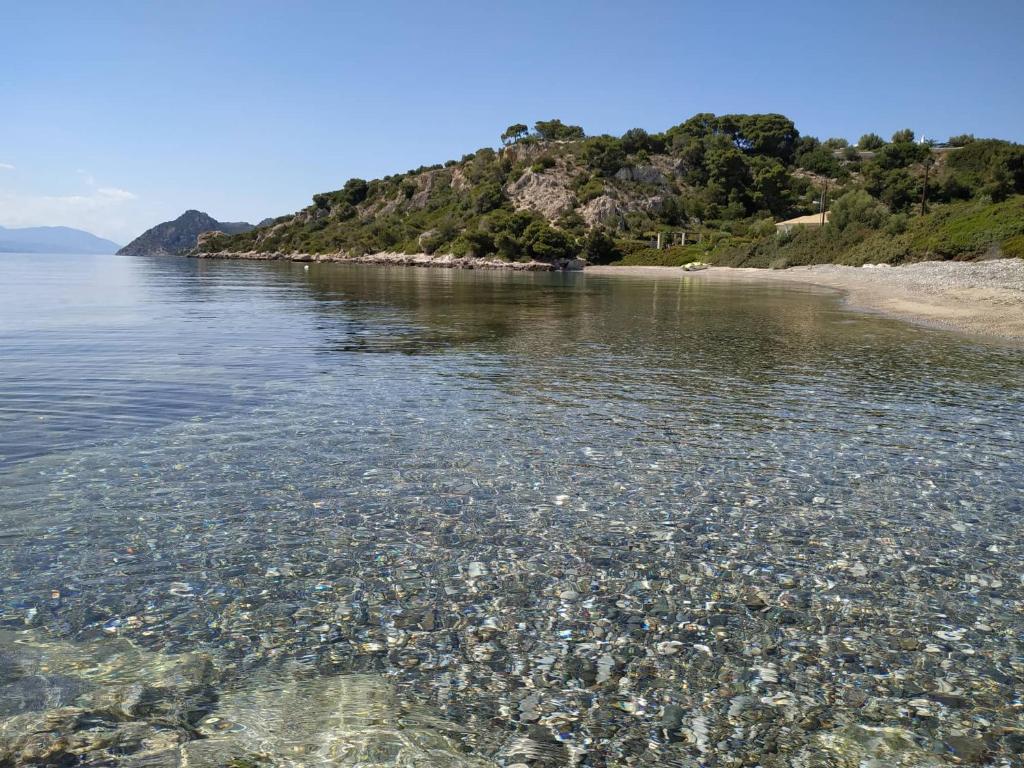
{"left": 188, "top": 113, "right": 1024, "bottom": 270}
{"left": 118, "top": 210, "right": 256, "bottom": 256}
{"left": 0, "top": 224, "right": 120, "bottom": 255}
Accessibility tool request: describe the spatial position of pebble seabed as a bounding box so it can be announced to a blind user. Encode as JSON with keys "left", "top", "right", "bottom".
{"left": 3, "top": 429, "right": 1023, "bottom": 767}
{"left": 1, "top": 260, "right": 1023, "bottom": 767}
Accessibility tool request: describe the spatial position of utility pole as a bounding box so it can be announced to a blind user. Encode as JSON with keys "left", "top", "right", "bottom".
{"left": 820, "top": 180, "right": 829, "bottom": 225}
{"left": 921, "top": 155, "right": 934, "bottom": 216}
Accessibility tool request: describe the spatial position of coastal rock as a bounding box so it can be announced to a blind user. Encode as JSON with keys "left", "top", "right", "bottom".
{"left": 195, "top": 250, "right": 586, "bottom": 272}
{"left": 119, "top": 210, "right": 254, "bottom": 256}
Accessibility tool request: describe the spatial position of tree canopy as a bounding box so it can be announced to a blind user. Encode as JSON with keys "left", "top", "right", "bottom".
{"left": 534, "top": 119, "right": 585, "bottom": 141}
{"left": 501, "top": 123, "right": 529, "bottom": 145}
{"left": 858, "top": 133, "right": 885, "bottom": 150}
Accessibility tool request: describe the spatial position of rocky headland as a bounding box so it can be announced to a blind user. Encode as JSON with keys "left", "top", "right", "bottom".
{"left": 118, "top": 210, "right": 255, "bottom": 256}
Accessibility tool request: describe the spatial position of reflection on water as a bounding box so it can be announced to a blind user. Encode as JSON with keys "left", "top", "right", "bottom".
{"left": 0, "top": 253, "right": 1022, "bottom": 766}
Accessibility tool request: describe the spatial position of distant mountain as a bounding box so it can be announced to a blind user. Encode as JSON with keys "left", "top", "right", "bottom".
{"left": 118, "top": 210, "right": 254, "bottom": 256}
{"left": 0, "top": 224, "right": 120, "bottom": 254}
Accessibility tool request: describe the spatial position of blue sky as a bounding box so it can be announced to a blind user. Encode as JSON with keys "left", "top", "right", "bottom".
{"left": 1, "top": 0, "right": 1022, "bottom": 243}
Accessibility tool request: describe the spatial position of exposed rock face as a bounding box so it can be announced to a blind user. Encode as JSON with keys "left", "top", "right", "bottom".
{"left": 117, "top": 210, "right": 254, "bottom": 256}
{"left": 449, "top": 166, "right": 472, "bottom": 192}
{"left": 408, "top": 173, "right": 438, "bottom": 210}
{"left": 505, "top": 168, "right": 576, "bottom": 221}
{"left": 614, "top": 165, "right": 667, "bottom": 185}
{"left": 578, "top": 190, "right": 671, "bottom": 228}
{"left": 579, "top": 194, "right": 625, "bottom": 227}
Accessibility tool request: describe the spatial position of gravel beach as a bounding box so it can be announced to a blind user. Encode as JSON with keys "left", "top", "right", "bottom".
{"left": 587, "top": 260, "right": 1024, "bottom": 343}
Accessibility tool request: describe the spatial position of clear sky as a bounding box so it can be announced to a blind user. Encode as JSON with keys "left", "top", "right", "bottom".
{"left": 2, "top": 0, "right": 1022, "bottom": 243}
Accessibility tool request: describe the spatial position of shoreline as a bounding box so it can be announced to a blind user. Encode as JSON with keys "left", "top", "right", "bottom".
{"left": 194, "top": 249, "right": 1024, "bottom": 343}
{"left": 194, "top": 249, "right": 585, "bottom": 272}
{"left": 586, "top": 260, "right": 1024, "bottom": 343}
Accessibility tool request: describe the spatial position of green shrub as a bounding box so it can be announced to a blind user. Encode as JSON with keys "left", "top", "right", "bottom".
{"left": 797, "top": 146, "right": 841, "bottom": 176}
{"left": 620, "top": 127, "right": 652, "bottom": 154}
{"left": 473, "top": 182, "right": 504, "bottom": 213}
{"left": 1002, "top": 234, "right": 1024, "bottom": 258}
{"left": 610, "top": 244, "right": 702, "bottom": 266}
{"left": 948, "top": 134, "right": 976, "bottom": 147}
{"left": 530, "top": 156, "right": 556, "bottom": 173}
{"left": 747, "top": 218, "right": 778, "bottom": 238}
{"left": 872, "top": 141, "right": 930, "bottom": 170}
{"left": 459, "top": 229, "right": 496, "bottom": 257}
{"left": 581, "top": 228, "right": 621, "bottom": 264}
{"left": 582, "top": 136, "right": 626, "bottom": 176}
{"left": 858, "top": 133, "right": 885, "bottom": 150}
{"left": 333, "top": 202, "right": 356, "bottom": 220}
{"left": 576, "top": 177, "right": 605, "bottom": 203}
{"left": 534, "top": 119, "right": 585, "bottom": 141}
{"left": 556, "top": 210, "right": 587, "bottom": 238}
{"left": 339, "top": 178, "right": 369, "bottom": 205}
{"left": 885, "top": 212, "right": 909, "bottom": 235}
{"left": 522, "top": 221, "right": 574, "bottom": 261}
{"left": 907, "top": 196, "right": 1024, "bottom": 258}
{"left": 845, "top": 231, "right": 912, "bottom": 265}
{"left": 943, "top": 139, "right": 1023, "bottom": 196}
{"left": 830, "top": 189, "right": 890, "bottom": 231}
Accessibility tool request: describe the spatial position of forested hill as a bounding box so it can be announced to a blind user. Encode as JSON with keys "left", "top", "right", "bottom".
{"left": 197, "top": 114, "right": 1024, "bottom": 267}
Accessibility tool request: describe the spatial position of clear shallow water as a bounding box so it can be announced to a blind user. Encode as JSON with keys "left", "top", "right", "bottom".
{"left": 0, "top": 253, "right": 1022, "bottom": 766}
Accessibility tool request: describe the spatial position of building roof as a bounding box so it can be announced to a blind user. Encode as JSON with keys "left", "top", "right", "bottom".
{"left": 775, "top": 212, "right": 830, "bottom": 229}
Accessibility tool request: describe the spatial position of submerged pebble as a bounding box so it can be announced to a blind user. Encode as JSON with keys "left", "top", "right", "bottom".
{"left": 1, "top": 265, "right": 1023, "bottom": 766}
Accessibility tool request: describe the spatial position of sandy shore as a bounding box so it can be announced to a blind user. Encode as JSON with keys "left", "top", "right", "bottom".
{"left": 586, "top": 260, "right": 1024, "bottom": 343}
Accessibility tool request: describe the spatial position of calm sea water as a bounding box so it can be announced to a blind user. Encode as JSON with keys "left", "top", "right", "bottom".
{"left": 1, "top": 253, "right": 1022, "bottom": 767}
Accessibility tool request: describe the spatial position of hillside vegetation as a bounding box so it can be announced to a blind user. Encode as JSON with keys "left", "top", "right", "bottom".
{"left": 198, "top": 115, "right": 1024, "bottom": 268}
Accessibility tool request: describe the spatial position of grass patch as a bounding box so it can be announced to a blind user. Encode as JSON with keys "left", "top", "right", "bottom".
{"left": 1001, "top": 234, "right": 1024, "bottom": 259}
{"left": 610, "top": 243, "right": 704, "bottom": 266}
